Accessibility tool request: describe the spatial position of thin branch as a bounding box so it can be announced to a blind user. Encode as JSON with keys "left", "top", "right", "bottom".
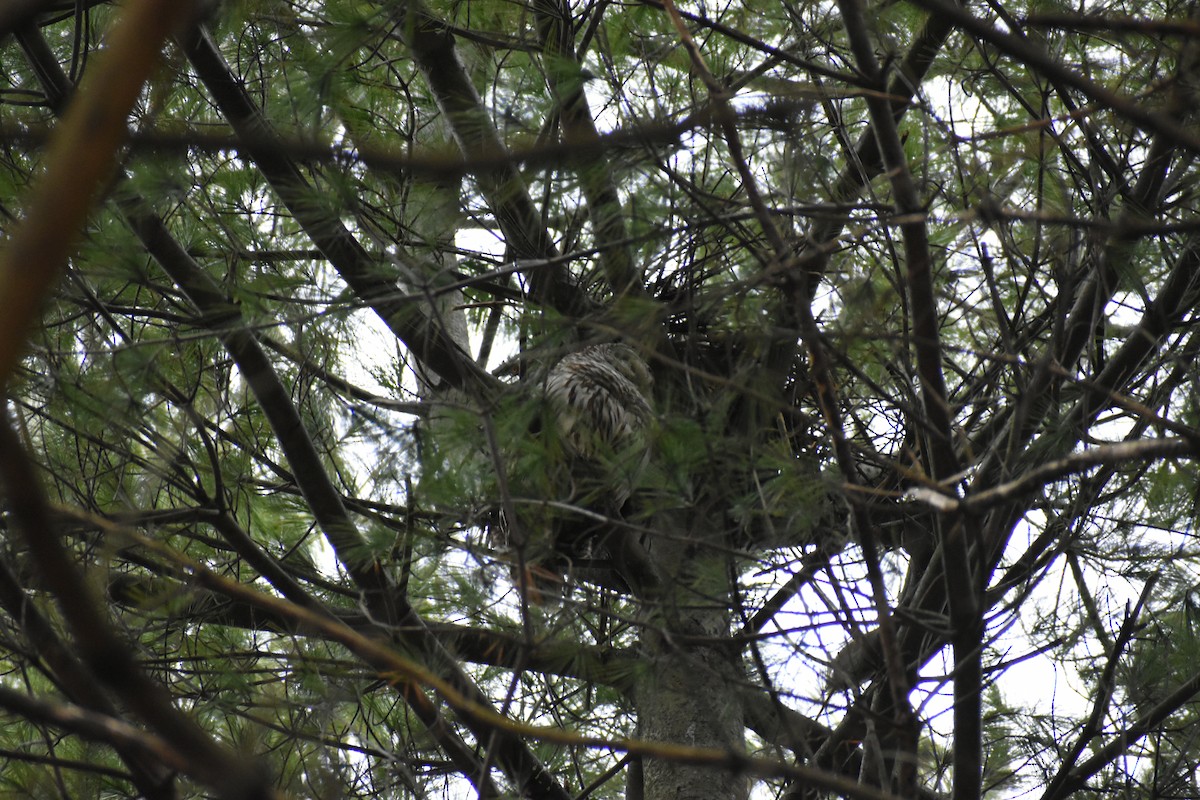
{"left": 1053, "top": 663, "right": 1200, "bottom": 798}
{"left": 839, "top": 0, "right": 969, "bottom": 794}
{"left": 20, "top": 25, "right": 550, "bottom": 800}
{"left": 935, "top": 438, "right": 1197, "bottom": 512}
{"left": 178, "top": 25, "right": 498, "bottom": 398}
{"left": 16, "top": 23, "right": 389, "bottom": 620}
{"left": 907, "top": 0, "right": 1200, "bottom": 155}
{"left": 0, "top": 687, "right": 192, "bottom": 779}
{"left": 0, "top": 554, "right": 177, "bottom": 798}
{"left": 534, "top": 0, "right": 643, "bottom": 300}
{"left": 0, "top": 103, "right": 822, "bottom": 184}
{"left": 0, "top": 1, "right": 197, "bottom": 389}
{"left": 658, "top": 0, "right": 790, "bottom": 259}
{"left": 1039, "top": 576, "right": 1159, "bottom": 800}
{"left": 0, "top": 418, "right": 277, "bottom": 800}
{"left": 106, "top": 516, "right": 908, "bottom": 800}
{"left": 388, "top": 2, "right": 584, "bottom": 316}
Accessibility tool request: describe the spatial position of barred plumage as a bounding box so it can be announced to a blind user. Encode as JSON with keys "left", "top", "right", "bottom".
{"left": 544, "top": 343, "right": 653, "bottom": 461}
{"left": 498, "top": 342, "right": 656, "bottom": 602}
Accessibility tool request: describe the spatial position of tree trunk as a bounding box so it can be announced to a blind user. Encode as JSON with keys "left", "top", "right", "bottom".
{"left": 635, "top": 514, "right": 747, "bottom": 800}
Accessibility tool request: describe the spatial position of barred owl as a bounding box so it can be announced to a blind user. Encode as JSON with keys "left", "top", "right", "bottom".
{"left": 545, "top": 343, "right": 654, "bottom": 469}
{"left": 502, "top": 343, "right": 658, "bottom": 601}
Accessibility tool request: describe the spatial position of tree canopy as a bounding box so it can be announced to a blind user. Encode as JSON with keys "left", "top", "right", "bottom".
{"left": 2, "top": 0, "right": 1200, "bottom": 798}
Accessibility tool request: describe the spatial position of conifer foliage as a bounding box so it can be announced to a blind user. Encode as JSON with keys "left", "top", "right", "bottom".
{"left": 2, "top": 1, "right": 1200, "bottom": 798}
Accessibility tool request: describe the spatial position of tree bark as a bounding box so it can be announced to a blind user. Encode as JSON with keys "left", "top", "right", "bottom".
{"left": 636, "top": 514, "right": 747, "bottom": 800}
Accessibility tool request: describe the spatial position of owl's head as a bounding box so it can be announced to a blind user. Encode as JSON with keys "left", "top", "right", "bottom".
{"left": 590, "top": 343, "right": 653, "bottom": 394}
